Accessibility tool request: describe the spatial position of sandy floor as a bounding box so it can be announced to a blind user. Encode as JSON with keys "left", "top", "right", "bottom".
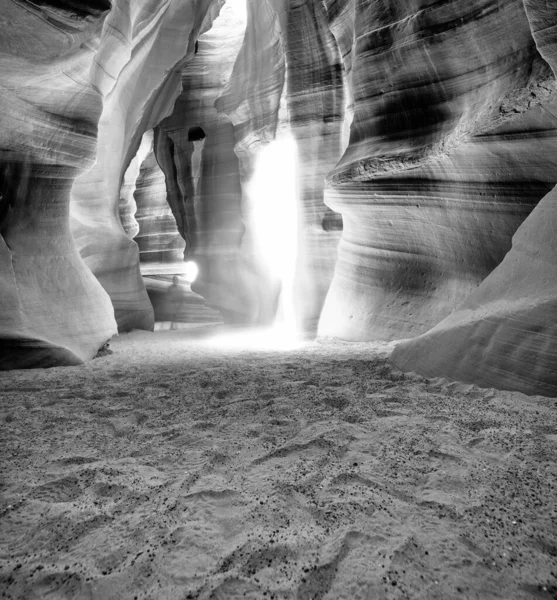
{"left": 1, "top": 326, "right": 556, "bottom": 600}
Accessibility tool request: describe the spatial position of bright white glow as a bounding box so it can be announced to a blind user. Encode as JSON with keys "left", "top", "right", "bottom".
{"left": 205, "top": 326, "right": 305, "bottom": 352}
{"left": 249, "top": 137, "right": 298, "bottom": 277}
{"left": 248, "top": 135, "right": 299, "bottom": 339}
{"left": 222, "top": 0, "right": 247, "bottom": 24}
{"left": 183, "top": 261, "right": 199, "bottom": 283}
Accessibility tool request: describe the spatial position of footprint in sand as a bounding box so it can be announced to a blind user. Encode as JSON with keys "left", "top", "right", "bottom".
{"left": 374, "top": 409, "right": 405, "bottom": 417}
{"left": 53, "top": 456, "right": 99, "bottom": 466}
{"left": 252, "top": 437, "right": 340, "bottom": 466}
{"left": 32, "top": 571, "right": 88, "bottom": 598}
{"left": 30, "top": 476, "right": 82, "bottom": 503}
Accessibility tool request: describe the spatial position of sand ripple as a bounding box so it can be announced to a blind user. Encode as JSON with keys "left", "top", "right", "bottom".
{"left": 0, "top": 329, "right": 556, "bottom": 599}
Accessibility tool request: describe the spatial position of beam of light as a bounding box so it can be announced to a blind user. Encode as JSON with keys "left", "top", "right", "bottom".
{"left": 203, "top": 135, "right": 302, "bottom": 351}
{"left": 249, "top": 135, "right": 299, "bottom": 334}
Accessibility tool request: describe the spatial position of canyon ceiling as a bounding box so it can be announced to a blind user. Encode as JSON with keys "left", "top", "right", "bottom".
{"left": 0, "top": 0, "right": 556, "bottom": 396}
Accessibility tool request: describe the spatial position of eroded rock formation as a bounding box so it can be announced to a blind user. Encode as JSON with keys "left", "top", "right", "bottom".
{"left": 1, "top": 0, "right": 556, "bottom": 394}
{"left": 69, "top": 0, "right": 224, "bottom": 332}
{"left": 390, "top": 183, "right": 557, "bottom": 396}
{"left": 0, "top": 0, "right": 224, "bottom": 366}
{"left": 0, "top": 1, "right": 116, "bottom": 367}
{"left": 390, "top": 0, "right": 557, "bottom": 395}
{"left": 319, "top": 0, "right": 557, "bottom": 344}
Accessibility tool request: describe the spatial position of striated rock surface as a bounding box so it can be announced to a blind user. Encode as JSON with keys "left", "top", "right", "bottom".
{"left": 0, "top": 0, "right": 224, "bottom": 367}
{"left": 0, "top": 1, "right": 117, "bottom": 368}
{"left": 70, "top": 0, "right": 223, "bottom": 332}
{"left": 318, "top": 0, "right": 557, "bottom": 342}
{"left": 212, "top": 0, "right": 347, "bottom": 328}
{"left": 155, "top": 0, "right": 257, "bottom": 324}
{"left": 390, "top": 183, "right": 557, "bottom": 396}
{"left": 390, "top": 1, "right": 557, "bottom": 396}
{"left": 132, "top": 133, "right": 187, "bottom": 274}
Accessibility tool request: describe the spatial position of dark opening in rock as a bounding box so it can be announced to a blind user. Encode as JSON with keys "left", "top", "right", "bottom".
{"left": 188, "top": 126, "right": 206, "bottom": 142}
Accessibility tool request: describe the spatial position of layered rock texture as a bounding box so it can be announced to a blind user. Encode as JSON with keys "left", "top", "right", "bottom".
{"left": 0, "top": 0, "right": 224, "bottom": 367}
{"left": 390, "top": 1, "right": 557, "bottom": 395}
{"left": 391, "top": 184, "right": 557, "bottom": 396}
{"left": 69, "top": 0, "right": 224, "bottom": 331}
{"left": 319, "top": 0, "right": 557, "bottom": 343}
{"left": 0, "top": 0, "right": 116, "bottom": 367}
{"left": 1, "top": 0, "right": 556, "bottom": 393}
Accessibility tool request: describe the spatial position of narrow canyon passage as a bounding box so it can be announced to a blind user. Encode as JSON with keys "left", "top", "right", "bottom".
{"left": 1, "top": 0, "right": 557, "bottom": 597}
{"left": 1, "top": 329, "right": 555, "bottom": 600}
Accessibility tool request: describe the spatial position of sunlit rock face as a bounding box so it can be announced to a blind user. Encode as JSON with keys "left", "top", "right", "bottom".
{"left": 318, "top": 0, "right": 557, "bottom": 343}
{"left": 155, "top": 0, "right": 251, "bottom": 324}
{"left": 132, "top": 133, "right": 186, "bottom": 273}
{"left": 0, "top": 1, "right": 117, "bottom": 368}
{"left": 390, "top": 1, "right": 557, "bottom": 396}
{"left": 69, "top": 0, "right": 223, "bottom": 332}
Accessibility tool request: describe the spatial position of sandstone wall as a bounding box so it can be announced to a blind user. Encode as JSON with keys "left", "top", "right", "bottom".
{"left": 390, "top": 0, "right": 557, "bottom": 395}
{"left": 69, "top": 0, "right": 224, "bottom": 332}
{"left": 2, "top": 0, "right": 556, "bottom": 392}
{"left": 0, "top": 0, "right": 224, "bottom": 366}
{"left": 0, "top": 1, "right": 116, "bottom": 367}
{"left": 319, "top": 0, "right": 557, "bottom": 343}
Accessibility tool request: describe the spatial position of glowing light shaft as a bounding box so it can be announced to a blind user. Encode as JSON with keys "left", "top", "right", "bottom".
{"left": 249, "top": 135, "right": 299, "bottom": 336}
{"left": 205, "top": 135, "right": 301, "bottom": 351}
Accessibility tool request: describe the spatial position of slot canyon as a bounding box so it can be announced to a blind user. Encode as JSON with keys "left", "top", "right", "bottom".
{"left": 1, "top": 1, "right": 556, "bottom": 598}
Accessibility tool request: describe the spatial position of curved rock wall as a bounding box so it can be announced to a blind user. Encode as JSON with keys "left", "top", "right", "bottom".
{"left": 318, "top": 0, "right": 557, "bottom": 342}
{"left": 133, "top": 134, "right": 187, "bottom": 273}
{"left": 0, "top": 1, "right": 116, "bottom": 368}
{"left": 390, "top": 1, "right": 557, "bottom": 396}
{"left": 69, "top": 0, "right": 223, "bottom": 332}
{"left": 214, "top": 0, "right": 347, "bottom": 329}
{"left": 390, "top": 182, "right": 557, "bottom": 396}
{"left": 2, "top": 0, "right": 557, "bottom": 392}
{"left": 0, "top": 0, "right": 225, "bottom": 366}
{"left": 155, "top": 0, "right": 250, "bottom": 323}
